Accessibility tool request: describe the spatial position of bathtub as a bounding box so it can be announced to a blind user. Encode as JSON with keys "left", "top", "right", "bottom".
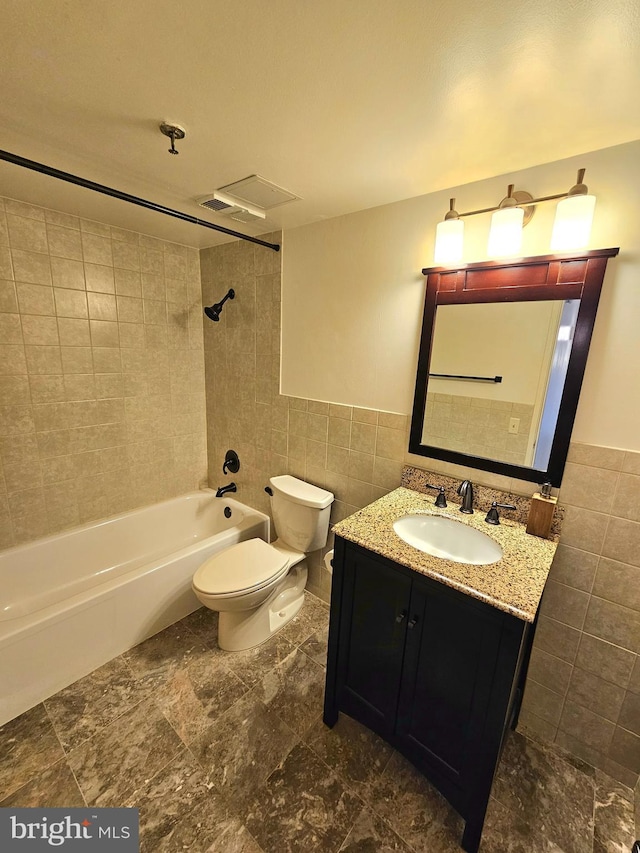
{"left": 0, "top": 490, "right": 269, "bottom": 726}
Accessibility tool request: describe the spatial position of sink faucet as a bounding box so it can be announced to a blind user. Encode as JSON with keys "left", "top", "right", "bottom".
{"left": 215, "top": 482, "right": 237, "bottom": 498}
{"left": 457, "top": 480, "right": 474, "bottom": 514}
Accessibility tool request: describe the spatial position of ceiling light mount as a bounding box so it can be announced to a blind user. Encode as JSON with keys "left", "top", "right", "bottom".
{"left": 159, "top": 122, "right": 186, "bottom": 155}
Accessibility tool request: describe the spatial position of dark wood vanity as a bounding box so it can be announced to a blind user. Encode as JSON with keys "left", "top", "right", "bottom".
{"left": 324, "top": 535, "right": 533, "bottom": 853}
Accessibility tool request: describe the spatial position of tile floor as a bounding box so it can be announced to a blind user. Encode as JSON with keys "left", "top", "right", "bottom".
{"left": 1, "top": 592, "right": 637, "bottom": 853}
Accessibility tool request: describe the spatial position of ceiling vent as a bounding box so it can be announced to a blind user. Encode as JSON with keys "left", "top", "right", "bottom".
{"left": 218, "top": 175, "right": 300, "bottom": 210}
{"left": 197, "top": 189, "right": 266, "bottom": 224}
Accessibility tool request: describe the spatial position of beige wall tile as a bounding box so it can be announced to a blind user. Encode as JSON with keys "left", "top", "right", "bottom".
{"left": 533, "top": 615, "right": 581, "bottom": 664}
{"left": 528, "top": 648, "right": 572, "bottom": 695}
{"left": 61, "top": 346, "right": 93, "bottom": 374}
{"left": 115, "top": 268, "right": 142, "bottom": 297}
{"left": 375, "top": 426, "right": 405, "bottom": 461}
{"left": 29, "top": 375, "right": 65, "bottom": 404}
{"left": 348, "top": 450, "right": 375, "bottom": 484}
{"left": 0, "top": 376, "right": 30, "bottom": 406}
{"left": 16, "top": 282, "right": 55, "bottom": 316}
{"left": 593, "top": 557, "right": 640, "bottom": 611}
{"left": 566, "top": 667, "right": 625, "bottom": 722}
{"left": 608, "top": 727, "right": 640, "bottom": 773}
{"left": 80, "top": 219, "right": 111, "bottom": 238}
{"left": 5, "top": 199, "right": 45, "bottom": 220}
{"left": 11, "top": 249, "right": 51, "bottom": 285}
{"left": 567, "top": 443, "right": 625, "bottom": 471}
{"left": 0, "top": 312, "right": 23, "bottom": 343}
{"left": 45, "top": 209, "right": 79, "bottom": 230}
{"left": 521, "top": 679, "right": 564, "bottom": 726}
{"left": 51, "top": 257, "right": 85, "bottom": 290}
{"left": 7, "top": 214, "right": 48, "bottom": 253}
{"left": 54, "top": 287, "right": 88, "bottom": 319}
{"left": 90, "top": 320, "right": 119, "bottom": 348}
{"left": 559, "top": 504, "right": 609, "bottom": 555}
{"left": 538, "top": 580, "right": 590, "bottom": 629}
{"left": 619, "top": 692, "right": 640, "bottom": 737}
{"left": 57, "top": 318, "right": 91, "bottom": 347}
{"left": 87, "top": 292, "right": 117, "bottom": 321}
{"left": 116, "top": 295, "right": 144, "bottom": 323}
{"left": 611, "top": 473, "right": 640, "bottom": 523}
{"left": 559, "top": 701, "right": 615, "bottom": 753}
{"left": 21, "top": 315, "right": 59, "bottom": 346}
{"left": 0, "top": 280, "right": 19, "bottom": 313}
{"left": 350, "top": 421, "right": 376, "bottom": 454}
{"left": 81, "top": 233, "right": 112, "bottom": 266}
{"left": 559, "top": 462, "right": 620, "bottom": 514}
{"left": 46, "top": 225, "right": 83, "bottom": 260}
{"left": 602, "top": 518, "right": 640, "bottom": 569}
{"left": 25, "top": 345, "right": 62, "bottom": 375}
{"left": 583, "top": 597, "right": 640, "bottom": 652}
{"left": 84, "top": 263, "right": 115, "bottom": 293}
{"left": 548, "top": 544, "right": 598, "bottom": 592}
{"left": 575, "top": 634, "right": 635, "bottom": 689}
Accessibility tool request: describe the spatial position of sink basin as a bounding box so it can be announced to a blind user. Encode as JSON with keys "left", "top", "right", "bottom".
{"left": 393, "top": 514, "right": 503, "bottom": 565}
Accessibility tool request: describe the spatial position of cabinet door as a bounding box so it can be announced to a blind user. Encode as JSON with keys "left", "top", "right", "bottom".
{"left": 395, "top": 578, "right": 502, "bottom": 800}
{"left": 338, "top": 547, "right": 412, "bottom": 738}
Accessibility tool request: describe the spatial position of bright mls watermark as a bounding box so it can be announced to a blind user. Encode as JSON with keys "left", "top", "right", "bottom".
{"left": 0, "top": 809, "right": 139, "bottom": 851}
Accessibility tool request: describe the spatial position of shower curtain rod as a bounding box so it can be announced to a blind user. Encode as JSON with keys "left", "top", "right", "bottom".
{"left": 0, "top": 150, "right": 281, "bottom": 252}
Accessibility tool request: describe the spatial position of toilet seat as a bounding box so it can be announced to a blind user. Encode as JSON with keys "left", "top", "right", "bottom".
{"left": 193, "top": 538, "right": 290, "bottom": 597}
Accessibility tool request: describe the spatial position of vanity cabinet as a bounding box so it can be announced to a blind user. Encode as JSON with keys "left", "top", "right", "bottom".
{"left": 324, "top": 536, "right": 533, "bottom": 853}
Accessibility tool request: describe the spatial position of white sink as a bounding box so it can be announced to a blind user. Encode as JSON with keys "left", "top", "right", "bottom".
{"left": 393, "top": 514, "right": 503, "bottom": 565}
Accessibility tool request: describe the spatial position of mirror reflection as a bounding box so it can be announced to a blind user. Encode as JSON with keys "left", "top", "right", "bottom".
{"left": 422, "top": 300, "right": 580, "bottom": 470}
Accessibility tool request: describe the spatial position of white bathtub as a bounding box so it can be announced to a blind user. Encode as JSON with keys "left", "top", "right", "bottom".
{"left": 0, "top": 490, "right": 269, "bottom": 726}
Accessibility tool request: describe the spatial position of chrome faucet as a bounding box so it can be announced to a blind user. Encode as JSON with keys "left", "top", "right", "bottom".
{"left": 215, "top": 482, "right": 237, "bottom": 498}
{"left": 457, "top": 480, "right": 474, "bottom": 514}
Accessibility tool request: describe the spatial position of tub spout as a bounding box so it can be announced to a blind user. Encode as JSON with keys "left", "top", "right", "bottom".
{"left": 215, "top": 483, "right": 237, "bottom": 498}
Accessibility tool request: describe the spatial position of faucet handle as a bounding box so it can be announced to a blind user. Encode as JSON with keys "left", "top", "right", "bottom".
{"left": 485, "top": 501, "right": 517, "bottom": 525}
{"left": 425, "top": 483, "right": 447, "bottom": 508}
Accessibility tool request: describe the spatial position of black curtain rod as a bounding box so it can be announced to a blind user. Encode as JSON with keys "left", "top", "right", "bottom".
{"left": 0, "top": 150, "right": 280, "bottom": 252}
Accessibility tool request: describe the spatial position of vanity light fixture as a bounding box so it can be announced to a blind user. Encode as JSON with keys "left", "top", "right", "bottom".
{"left": 433, "top": 169, "right": 596, "bottom": 264}
{"left": 434, "top": 198, "right": 464, "bottom": 265}
{"left": 487, "top": 185, "right": 524, "bottom": 258}
{"left": 550, "top": 169, "right": 596, "bottom": 251}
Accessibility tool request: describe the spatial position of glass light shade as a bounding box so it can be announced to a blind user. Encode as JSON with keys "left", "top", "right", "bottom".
{"left": 487, "top": 206, "right": 524, "bottom": 258}
{"left": 550, "top": 194, "right": 596, "bottom": 251}
{"left": 434, "top": 218, "right": 464, "bottom": 265}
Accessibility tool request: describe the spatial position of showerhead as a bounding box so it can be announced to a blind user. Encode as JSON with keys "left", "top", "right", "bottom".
{"left": 204, "top": 288, "right": 235, "bottom": 323}
{"left": 204, "top": 305, "right": 222, "bottom": 321}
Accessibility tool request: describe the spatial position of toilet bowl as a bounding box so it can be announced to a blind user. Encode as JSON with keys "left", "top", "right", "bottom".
{"left": 192, "top": 475, "right": 334, "bottom": 651}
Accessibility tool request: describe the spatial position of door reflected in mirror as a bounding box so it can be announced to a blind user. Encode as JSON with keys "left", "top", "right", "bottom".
{"left": 423, "top": 300, "right": 579, "bottom": 470}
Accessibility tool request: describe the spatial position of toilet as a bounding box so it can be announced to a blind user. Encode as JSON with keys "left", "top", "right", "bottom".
{"left": 192, "top": 475, "right": 334, "bottom": 651}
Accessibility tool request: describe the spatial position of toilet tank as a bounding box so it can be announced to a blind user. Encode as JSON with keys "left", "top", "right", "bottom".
{"left": 269, "top": 475, "right": 334, "bottom": 553}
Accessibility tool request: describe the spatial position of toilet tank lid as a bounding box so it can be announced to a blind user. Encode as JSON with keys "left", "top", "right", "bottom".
{"left": 269, "top": 475, "right": 334, "bottom": 509}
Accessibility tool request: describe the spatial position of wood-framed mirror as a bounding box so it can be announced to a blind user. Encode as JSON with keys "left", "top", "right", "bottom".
{"left": 409, "top": 248, "right": 619, "bottom": 487}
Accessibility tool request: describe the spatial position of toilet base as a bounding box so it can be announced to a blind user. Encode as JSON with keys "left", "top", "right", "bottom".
{"left": 218, "top": 563, "right": 308, "bottom": 651}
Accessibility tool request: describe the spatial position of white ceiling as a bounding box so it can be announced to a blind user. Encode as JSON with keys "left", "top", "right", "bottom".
{"left": 2, "top": 0, "right": 639, "bottom": 247}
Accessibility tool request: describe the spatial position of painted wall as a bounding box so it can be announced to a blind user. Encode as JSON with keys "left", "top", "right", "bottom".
{"left": 282, "top": 140, "right": 640, "bottom": 452}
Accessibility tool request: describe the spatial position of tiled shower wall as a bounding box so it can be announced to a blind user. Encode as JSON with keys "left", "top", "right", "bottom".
{"left": 520, "top": 444, "right": 640, "bottom": 787}
{"left": 0, "top": 196, "right": 207, "bottom": 547}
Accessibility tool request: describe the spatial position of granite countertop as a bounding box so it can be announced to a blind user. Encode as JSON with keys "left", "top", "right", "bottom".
{"left": 332, "top": 487, "right": 557, "bottom": 623}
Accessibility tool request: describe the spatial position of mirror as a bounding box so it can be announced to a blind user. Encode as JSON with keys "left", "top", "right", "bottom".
{"left": 409, "top": 249, "right": 619, "bottom": 487}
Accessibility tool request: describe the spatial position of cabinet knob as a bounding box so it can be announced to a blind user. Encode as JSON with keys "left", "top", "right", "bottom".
{"left": 408, "top": 616, "right": 419, "bottom": 629}
{"left": 395, "top": 610, "right": 407, "bottom": 623}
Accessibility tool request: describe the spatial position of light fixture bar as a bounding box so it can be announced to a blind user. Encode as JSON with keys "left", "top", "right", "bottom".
{"left": 432, "top": 169, "right": 597, "bottom": 264}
